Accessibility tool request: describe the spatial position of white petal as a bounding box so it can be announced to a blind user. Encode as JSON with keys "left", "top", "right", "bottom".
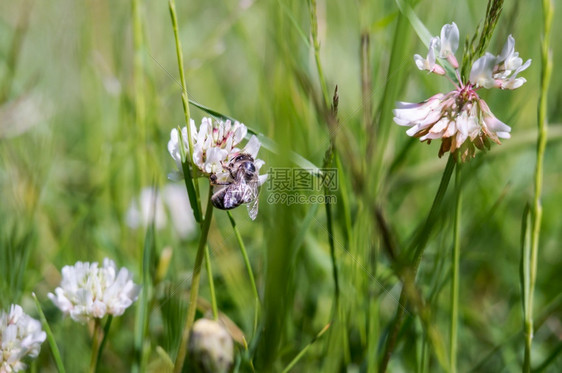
{"left": 243, "top": 135, "right": 261, "bottom": 158}
{"left": 497, "top": 35, "right": 515, "bottom": 63}
{"left": 469, "top": 53, "right": 497, "bottom": 88}
{"left": 406, "top": 124, "right": 421, "bottom": 136}
{"left": 439, "top": 22, "right": 459, "bottom": 57}
{"left": 258, "top": 174, "right": 268, "bottom": 186}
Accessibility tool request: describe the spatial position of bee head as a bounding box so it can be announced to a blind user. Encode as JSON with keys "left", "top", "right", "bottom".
{"left": 233, "top": 153, "right": 254, "bottom": 163}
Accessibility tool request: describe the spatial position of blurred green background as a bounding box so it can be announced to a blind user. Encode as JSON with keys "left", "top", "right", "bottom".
{"left": 0, "top": 0, "right": 561, "bottom": 372}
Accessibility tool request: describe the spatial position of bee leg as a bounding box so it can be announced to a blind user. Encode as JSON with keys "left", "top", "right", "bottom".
{"left": 210, "top": 173, "right": 230, "bottom": 186}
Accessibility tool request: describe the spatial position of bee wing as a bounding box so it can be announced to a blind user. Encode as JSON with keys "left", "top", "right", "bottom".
{"left": 246, "top": 196, "right": 259, "bottom": 220}
{"left": 237, "top": 177, "right": 259, "bottom": 220}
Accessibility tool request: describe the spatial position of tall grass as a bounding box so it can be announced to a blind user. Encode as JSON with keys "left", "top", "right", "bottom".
{"left": 0, "top": 0, "right": 561, "bottom": 372}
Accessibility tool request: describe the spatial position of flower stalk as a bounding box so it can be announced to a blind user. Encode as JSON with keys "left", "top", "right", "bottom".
{"left": 523, "top": 0, "right": 553, "bottom": 370}
{"left": 96, "top": 316, "right": 113, "bottom": 370}
{"left": 379, "top": 155, "right": 456, "bottom": 372}
{"left": 89, "top": 318, "right": 103, "bottom": 373}
{"left": 450, "top": 163, "right": 462, "bottom": 373}
{"left": 174, "top": 191, "right": 214, "bottom": 373}
{"left": 204, "top": 245, "right": 219, "bottom": 321}
{"left": 169, "top": 0, "right": 202, "bottom": 221}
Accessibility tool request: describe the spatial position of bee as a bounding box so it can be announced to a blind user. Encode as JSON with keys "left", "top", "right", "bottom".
{"left": 210, "top": 153, "right": 260, "bottom": 220}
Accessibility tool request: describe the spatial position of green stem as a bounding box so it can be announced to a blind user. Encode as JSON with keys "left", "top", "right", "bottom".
{"left": 324, "top": 189, "right": 339, "bottom": 306}
{"left": 227, "top": 211, "right": 260, "bottom": 337}
{"left": 89, "top": 319, "right": 103, "bottom": 373}
{"left": 174, "top": 191, "right": 214, "bottom": 373}
{"left": 308, "top": 0, "right": 330, "bottom": 107}
{"left": 524, "top": 0, "right": 552, "bottom": 370}
{"left": 96, "top": 316, "right": 113, "bottom": 370}
{"left": 169, "top": 0, "right": 202, "bottom": 220}
{"left": 450, "top": 164, "right": 462, "bottom": 373}
{"left": 204, "top": 245, "right": 219, "bottom": 320}
{"left": 379, "top": 155, "right": 456, "bottom": 372}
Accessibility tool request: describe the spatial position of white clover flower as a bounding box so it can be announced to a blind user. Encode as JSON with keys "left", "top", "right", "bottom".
{"left": 126, "top": 185, "right": 196, "bottom": 239}
{"left": 168, "top": 117, "right": 254, "bottom": 177}
{"left": 168, "top": 117, "right": 267, "bottom": 185}
{"left": 126, "top": 187, "right": 167, "bottom": 231}
{"left": 48, "top": 258, "right": 140, "bottom": 323}
{"left": 0, "top": 304, "right": 46, "bottom": 372}
{"left": 395, "top": 23, "right": 530, "bottom": 161}
{"left": 191, "top": 117, "right": 247, "bottom": 174}
{"left": 161, "top": 184, "right": 197, "bottom": 238}
{"left": 168, "top": 117, "right": 267, "bottom": 218}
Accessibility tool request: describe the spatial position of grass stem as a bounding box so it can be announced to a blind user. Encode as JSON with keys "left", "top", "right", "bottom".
{"left": 523, "top": 0, "right": 553, "bottom": 370}
{"left": 169, "top": 0, "right": 202, "bottom": 221}
{"left": 89, "top": 318, "right": 103, "bottom": 373}
{"left": 96, "top": 316, "right": 113, "bottom": 371}
{"left": 204, "top": 245, "right": 218, "bottom": 321}
{"left": 174, "top": 191, "right": 214, "bottom": 373}
{"left": 379, "top": 155, "right": 456, "bottom": 372}
{"left": 32, "top": 293, "right": 66, "bottom": 373}
{"left": 450, "top": 164, "right": 462, "bottom": 373}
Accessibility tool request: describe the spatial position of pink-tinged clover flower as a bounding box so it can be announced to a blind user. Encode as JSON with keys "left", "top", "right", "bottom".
{"left": 394, "top": 24, "right": 531, "bottom": 161}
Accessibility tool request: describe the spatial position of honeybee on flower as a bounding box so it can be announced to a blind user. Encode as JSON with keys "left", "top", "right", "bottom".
{"left": 394, "top": 22, "right": 531, "bottom": 161}
{"left": 168, "top": 117, "right": 267, "bottom": 219}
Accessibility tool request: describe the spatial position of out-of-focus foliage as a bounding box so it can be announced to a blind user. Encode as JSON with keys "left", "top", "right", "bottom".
{"left": 0, "top": 0, "right": 561, "bottom": 371}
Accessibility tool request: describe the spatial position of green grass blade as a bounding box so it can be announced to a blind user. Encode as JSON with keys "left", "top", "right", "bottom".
{"left": 32, "top": 293, "right": 66, "bottom": 373}
{"left": 281, "top": 324, "right": 330, "bottom": 373}
{"left": 133, "top": 221, "right": 155, "bottom": 373}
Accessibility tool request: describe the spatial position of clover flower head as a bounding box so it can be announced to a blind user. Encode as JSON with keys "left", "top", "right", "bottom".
{"left": 0, "top": 304, "right": 46, "bottom": 372}
{"left": 126, "top": 185, "right": 196, "bottom": 239}
{"left": 395, "top": 24, "right": 530, "bottom": 161}
{"left": 168, "top": 117, "right": 267, "bottom": 186}
{"left": 48, "top": 258, "right": 140, "bottom": 323}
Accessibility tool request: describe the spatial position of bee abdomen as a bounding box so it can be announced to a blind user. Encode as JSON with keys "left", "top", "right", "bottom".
{"left": 211, "top": 187, "right": 243, "bottom": 210}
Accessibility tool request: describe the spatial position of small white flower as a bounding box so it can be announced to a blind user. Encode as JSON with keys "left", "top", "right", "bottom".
{"left": 161, "top": 184, "right": 197, "bottom": 238}
{"left": 48, "top": 258, "right": 140, "bottom": 323}
{"left": 470, "top": 35, "right": 532, "bottom": 90}
{"left": 125, "top": 185, "right": 196, "bottom": 239}
{"left": 414, "top": 37, "right": 445, "bottom": 75}
{"left": 0, "top": 304, "right": 46, "bottom": 372}
{"left": 126, "top": 187, "right": 167, "bottom": 231}
{"left": 437, "top": 22, "right": 459, "bottom": 67}
{"left": 469, "top": 52, "right": 498, "bottom": 89}
{"left": 496, "top": 35, "right": 524, "bottom": 74}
